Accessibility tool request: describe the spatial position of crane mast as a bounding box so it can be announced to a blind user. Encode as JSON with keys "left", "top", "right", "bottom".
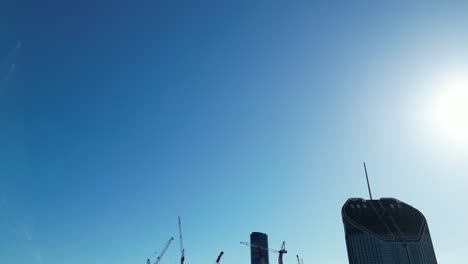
{"left": 147, "top": 237, "right": 174, "bottom": 264}
{"left": 178, "top": 216, "right": 185, "bottom": 264}
{"left": 296, "top": 254, "right": 304, "bottom": 264}
{"left": 277, "top": 241, "right": 287, "bottom": 264}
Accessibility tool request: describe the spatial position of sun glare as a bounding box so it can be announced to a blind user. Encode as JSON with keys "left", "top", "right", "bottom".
{"left": 431, "top": 76, "right": 468, "bottom": 144}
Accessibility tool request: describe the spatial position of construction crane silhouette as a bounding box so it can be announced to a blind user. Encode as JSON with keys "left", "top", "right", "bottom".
{"left": 178, "top": 217, "right": 185, "bottom": 264}
{"left": 296, "top": 255, "right": 303, "bottom": 264}
{"left": 215, "top": 251, "right": 224, "bottom": 264}
{"left": 147, "top": 237, "right": 174, "bottom": 264}
{"left": 240, "top": 241, "right": 287, "bottom": 264}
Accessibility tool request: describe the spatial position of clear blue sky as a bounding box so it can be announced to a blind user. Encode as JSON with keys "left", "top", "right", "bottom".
{"left": 2, "top": 1, "right": 468, "bottom": 263}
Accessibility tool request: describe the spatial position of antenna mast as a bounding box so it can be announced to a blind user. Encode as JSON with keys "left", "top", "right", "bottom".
{"left": 363, "top": 162, "right": 373, "bottom": 200}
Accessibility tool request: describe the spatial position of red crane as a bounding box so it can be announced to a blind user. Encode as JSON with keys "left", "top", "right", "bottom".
{"left": 216, "top": 251, "right": 224, "bottom": 264}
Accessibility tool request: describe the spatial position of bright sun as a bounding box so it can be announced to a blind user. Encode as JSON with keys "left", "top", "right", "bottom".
{"left": 431, "top": 77, "right": 468, "bottom": 144}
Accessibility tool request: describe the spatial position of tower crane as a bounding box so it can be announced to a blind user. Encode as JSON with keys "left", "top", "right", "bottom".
{"left": 147, "top": 237, "right": 174, "bottom": 264}
{"left": 240, "top": 241, "right": 287, "bottom": 264}
{"left": 296, "top": 255, "right": 303, "bottom": 264}
{"left": 277, "top": 242, "right": 286, "bottom": 264}
{"left": 215, "top": 251, "right": 224, "bottom": 264}
{"left": 178, "top": 217, "right": 185, "bottom": 264}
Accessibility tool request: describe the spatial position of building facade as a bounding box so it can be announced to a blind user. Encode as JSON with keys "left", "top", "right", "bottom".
{"left": 250, "top": 232, "right": 269, "bottom": 264}
{"left": 342, "top": 198, "right": 437, "bottom": 264}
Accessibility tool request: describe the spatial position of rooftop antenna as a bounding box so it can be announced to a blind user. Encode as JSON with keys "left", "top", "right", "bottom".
{"left": 363, "top": 162, "right": 373, "bottom": 200}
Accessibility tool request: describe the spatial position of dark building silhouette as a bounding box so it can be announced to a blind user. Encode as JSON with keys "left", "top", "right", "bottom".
{"left": 342, "top": 198, "right": 437, "bottom": 264}
{"left": 250, "top": 232, "right": 269, "bottom": 264}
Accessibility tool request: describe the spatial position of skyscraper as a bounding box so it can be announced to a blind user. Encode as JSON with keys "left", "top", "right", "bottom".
{"left": 342, "top": 198, "right": 437, "bottom": 264}
{"left": 250, "top": 232, "right": 269, "bottom": 264}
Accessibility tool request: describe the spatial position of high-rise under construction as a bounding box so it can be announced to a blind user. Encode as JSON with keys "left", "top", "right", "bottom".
{"left": 250, "top": 232, "right": 270, "bottom": 264}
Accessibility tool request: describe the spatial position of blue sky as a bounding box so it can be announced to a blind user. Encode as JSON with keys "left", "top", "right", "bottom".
{"left": 2, "top": 1, "right": 468, "bottom": 263}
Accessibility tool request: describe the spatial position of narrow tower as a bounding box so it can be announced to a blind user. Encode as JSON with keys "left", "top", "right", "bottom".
{"left": 250, "top": 232, "right": 269, "bottom": 264}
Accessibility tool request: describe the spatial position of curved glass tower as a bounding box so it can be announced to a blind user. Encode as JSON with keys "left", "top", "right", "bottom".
{"left": 342, "top": 198, "right": 437, "bottom": 264}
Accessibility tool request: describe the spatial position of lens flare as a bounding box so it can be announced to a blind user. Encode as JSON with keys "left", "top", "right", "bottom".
{"left": 431, "top": 77, "right": 468, "bottom": 144}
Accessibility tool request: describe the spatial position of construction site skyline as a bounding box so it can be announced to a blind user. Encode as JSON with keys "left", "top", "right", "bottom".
{"left": 146, "top": 220, "right": 296, "bottom": 264}
{"left": 2, "top": 1, "right": 468, "bottom": 264}
{"left": 147, "top": 191, "right": 439, "bottom": 264}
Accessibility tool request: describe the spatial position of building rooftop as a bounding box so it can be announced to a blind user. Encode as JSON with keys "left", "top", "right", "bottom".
{"left": 342, "top": 197, "right": 427, "bottom": 242}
